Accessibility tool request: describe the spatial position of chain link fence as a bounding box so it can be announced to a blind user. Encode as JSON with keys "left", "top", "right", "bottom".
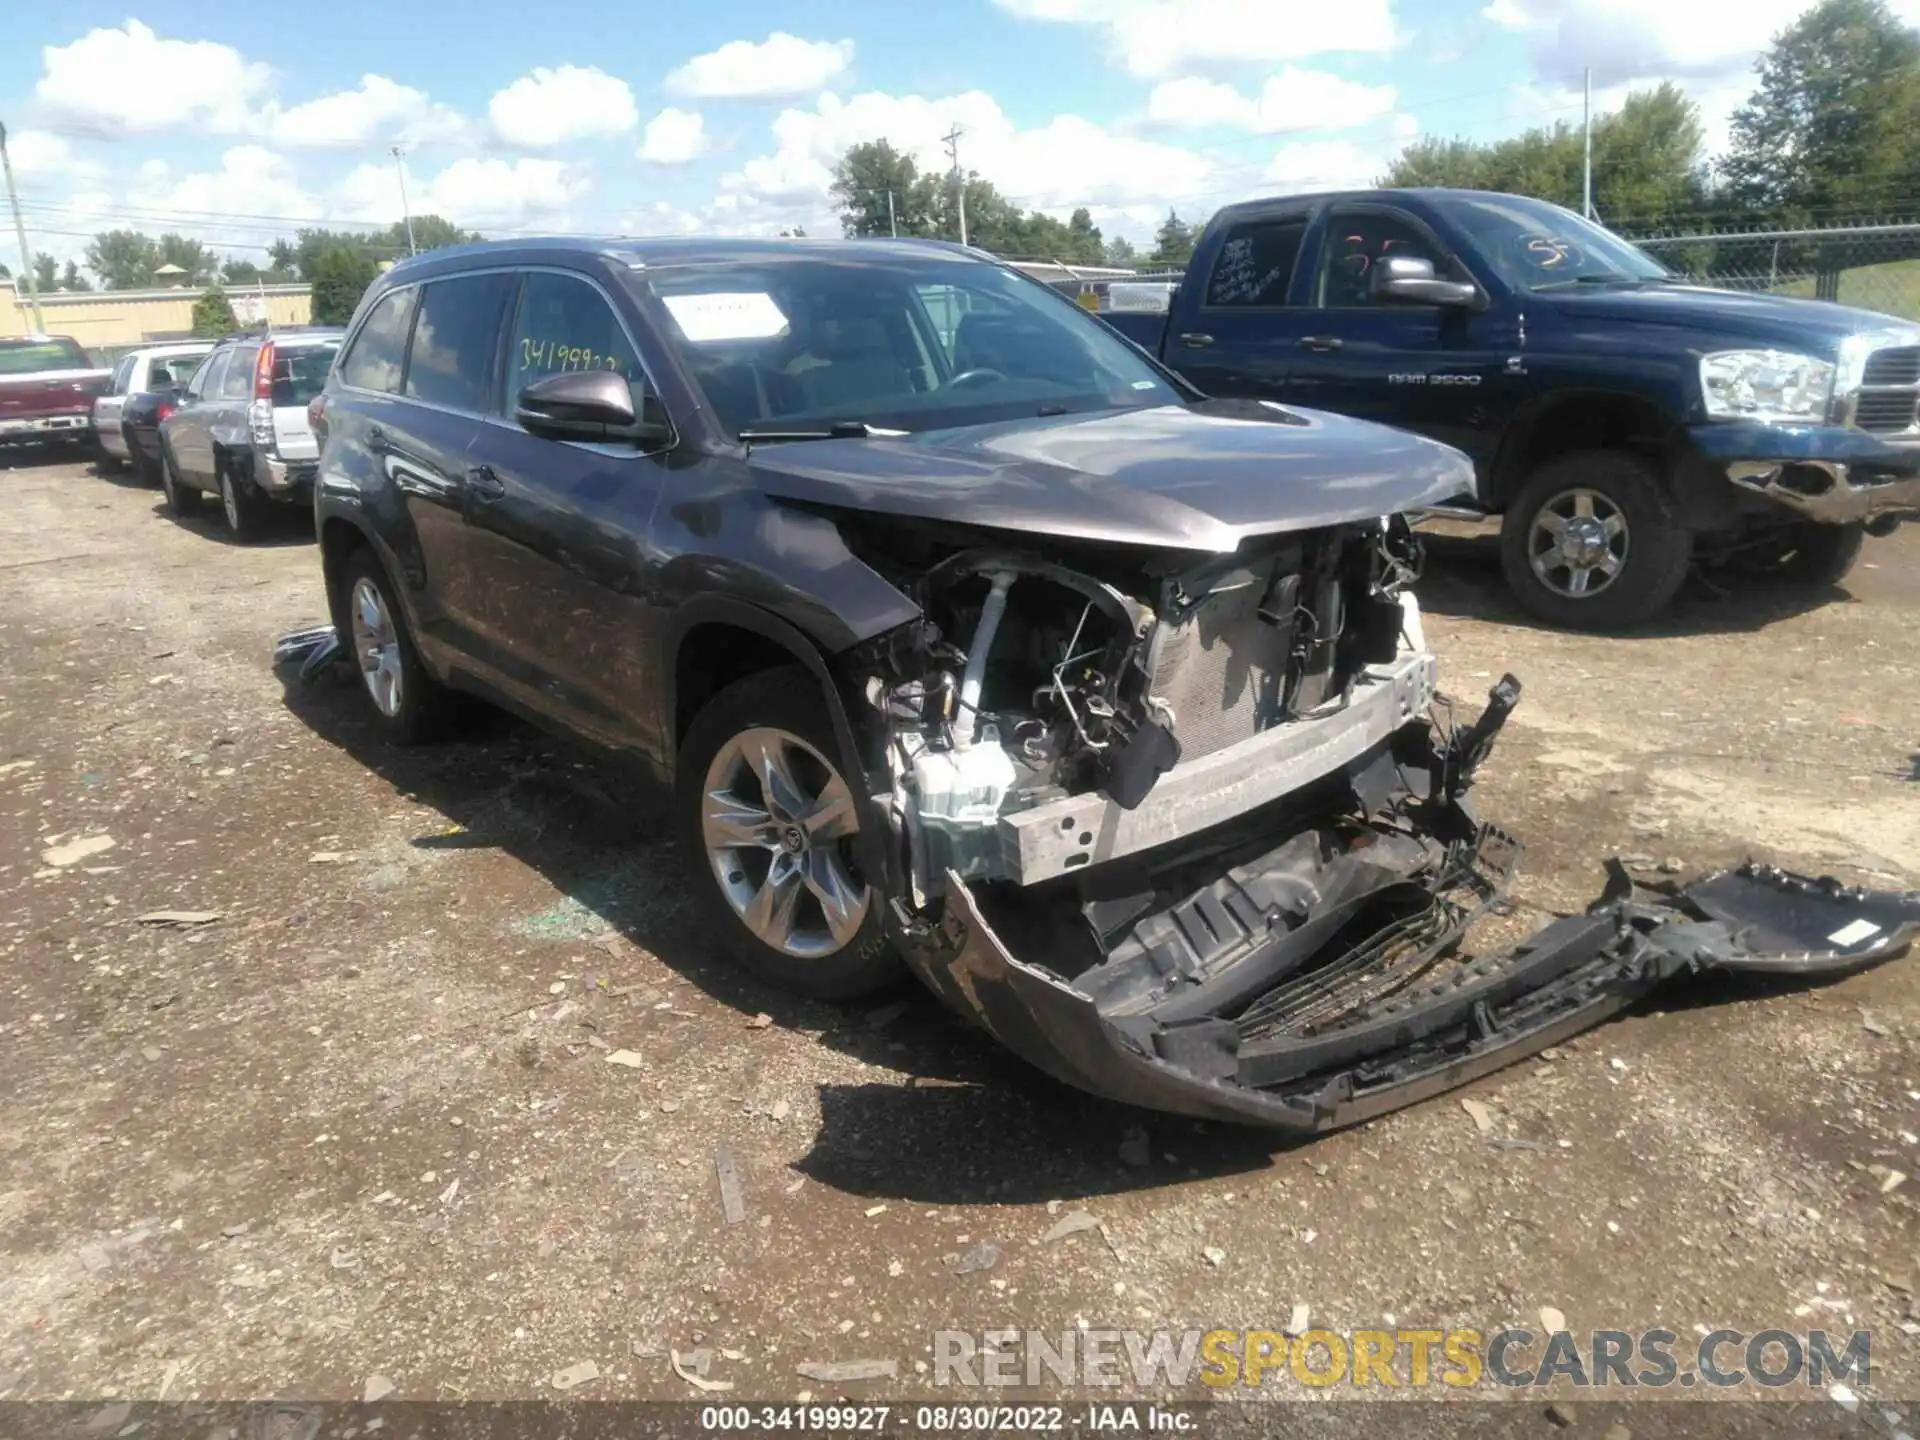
{"left": 1619, "top": 221, "right": 1920, "bottom": 321}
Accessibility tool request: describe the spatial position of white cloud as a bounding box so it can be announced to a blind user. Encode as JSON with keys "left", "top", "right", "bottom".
{"left": 1264, "top": 137, "right": 1391, "bottom": 188}
{"left": 338, "top": 156, "right": 592, "bottom": 231}
{"left": 489, "top": 66, "right": 638, "bottom": 147}
{"left": 33, "top": 20, "right": 271, "bottom": 136}
{"left": 4, "top": 129, "right": 107, "bottom": 185}
{"left": 1484, "top": 0, "right": 1920, "bottom": 87}
{"left": 639, "top": 109, "right": 709, "bottom": 165}
{"left": 712, "top": 88, "right": 1215, "bottom": 235}
{"left": 126, "top": 146, "right": 323, "bottom": 253}
{"left": 666, "top": 33, "right": 855, "bottom": 100}
{"left": 1147, "top": 68, "right": 1397, "bottom": 133}
{"left": 991, "top": 0, "right": 1395, "bottom": 78}
{"left": 267, "top": 74, "right": 467, "bottom": 148}
{"left": 619, "top": 201, "right": 707, "bottom": 235}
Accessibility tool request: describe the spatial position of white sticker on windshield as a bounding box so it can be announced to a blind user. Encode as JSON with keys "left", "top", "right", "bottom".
{"left": 1131, "top": 380, "right": 1158, "bottom": 390}
{"left": 662, "top": 292, "right": 789, "bottom": 343}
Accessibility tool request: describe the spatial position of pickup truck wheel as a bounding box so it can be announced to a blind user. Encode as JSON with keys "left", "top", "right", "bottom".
{"left": 1732, "top": 520, "right": 1865, "bottom": 588}
{"left": 1500, "top": 452, "right": 1692, "bottom": 630}
{"left": 340, "top": 548, "right": 451, "bottom": 745}
{"left": 678, "top": 666, "right": 899, "bottom": 1002}
{"left": 217, "top": 453, "right": 273, "bottom": 542}
{"left": 159, "top": 441, "right": 203, "bottom": 517}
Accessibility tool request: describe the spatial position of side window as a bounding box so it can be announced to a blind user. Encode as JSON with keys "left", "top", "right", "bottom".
{"left": 405, "top": 273, "right": 518, "bottom": 412}
{"left": 220, "top": 347, "right": 258, "bottom": 399}
{"left": 505, "top": 272, "right": 643, "bottom": 412}
{"left": 1316, "top": 210, "right": 1444, "bottom": 309}
{"left": 189, "top": 352, "right": 228, "bottom": 400}
{"left": 339, "top": 287, "right": 417, "bottom": 393}
{"left": 1204, "top": 218, "right": 1308, "bottom": 307}
{"left": 110, "top": 356, "right": 136, "bottom": 396}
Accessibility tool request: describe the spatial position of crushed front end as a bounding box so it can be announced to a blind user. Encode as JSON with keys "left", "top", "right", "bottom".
{"left": 841, "top": 515, "right": 1920, "bottom": 1130}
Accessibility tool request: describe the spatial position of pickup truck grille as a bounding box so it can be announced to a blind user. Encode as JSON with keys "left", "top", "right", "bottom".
{"left": 1855, "top": 344, "right": 1920, "bottom": 434}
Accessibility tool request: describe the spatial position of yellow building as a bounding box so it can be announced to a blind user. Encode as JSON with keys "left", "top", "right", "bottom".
{"left": 0, "top": 279, "right": 313, "bottom": 355}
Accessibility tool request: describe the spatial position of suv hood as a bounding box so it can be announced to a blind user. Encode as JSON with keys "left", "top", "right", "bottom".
{"left": 1539, "top": 283, "right": 1920, "bottom": 355}
{"left": 746, "top": 401, "right": 1473, "bottom": 552}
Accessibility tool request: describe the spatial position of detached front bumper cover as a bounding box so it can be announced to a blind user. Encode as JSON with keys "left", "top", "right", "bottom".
{"left": 1691, "top": 420, "right": 1920, "bottom": 525}
{"left": 917, "top": 858, "right": 1919, "bottom": 1130}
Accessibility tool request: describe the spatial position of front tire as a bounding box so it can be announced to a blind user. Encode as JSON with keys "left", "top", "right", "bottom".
{"left": 339, "top": 547, "right": 450, "bottom": 745}
{"left": 1499, "top": 451, "right": 1693, "bottom": 630}
{"left": 159, "top": 439, "right": 203, "bottom": 516}
{"left": 1732, "top": 520, "right": 1864, "bottom": 588}
{"left": 677, "top": 666, "right": 898, "bottom": 1001}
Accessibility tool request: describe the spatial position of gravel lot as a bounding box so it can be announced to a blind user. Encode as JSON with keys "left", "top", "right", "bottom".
{"left": 2, "top": 449, "right": 1917, "bottom": 1419}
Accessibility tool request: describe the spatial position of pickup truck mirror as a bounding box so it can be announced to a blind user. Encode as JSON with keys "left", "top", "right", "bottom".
{"left": 1370, "top": 254, "right": 1480, "bottom": 308}
{"left": 516, "top": 369, "right": 673, "bottom": 448}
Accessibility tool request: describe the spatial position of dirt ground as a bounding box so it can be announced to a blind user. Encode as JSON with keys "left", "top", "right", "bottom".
{"left": 2, "top": 448, "right": 1917, "bottom": 1419}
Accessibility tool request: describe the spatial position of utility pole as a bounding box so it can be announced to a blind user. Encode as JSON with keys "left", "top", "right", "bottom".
{"left": 392, "top": 145, "right": 418, "bottom": 256}
{"left": 1582, "top": 68, "right": 1594, "bottom": 221}
{"left": 886, "top": 187, "right": 898, "bottom": 238}
{"left": 0, "top": 122, "right": 47, "bottom": 332}
{"left": 941, "top": 124, "right": 968, "bottom": 248}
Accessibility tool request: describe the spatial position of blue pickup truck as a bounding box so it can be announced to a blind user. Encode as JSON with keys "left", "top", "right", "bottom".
{"left": 1104, "top": 188, "right": 1920, "bottom": 628}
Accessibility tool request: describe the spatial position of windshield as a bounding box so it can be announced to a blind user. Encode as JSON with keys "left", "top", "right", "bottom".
{"left": 1444, "top": 195, "right": 1671, "bottom": 291}
{"left": 0, "top": 339, "right": 91, "bottom": 376}
{"left": 643, "top": 253, "right": 1181, "bottom": 437}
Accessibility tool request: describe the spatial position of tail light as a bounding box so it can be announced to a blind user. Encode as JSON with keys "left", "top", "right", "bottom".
{"left": 155, "top": 397, "right": 177, "bottom": 423}
{"left": 248, "top": 341, "right": 276, "bottom": 447}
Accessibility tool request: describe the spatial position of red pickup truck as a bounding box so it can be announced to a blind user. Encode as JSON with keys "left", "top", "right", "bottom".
{"left": 0, "top": 335, "right": 112, "bottom": 447}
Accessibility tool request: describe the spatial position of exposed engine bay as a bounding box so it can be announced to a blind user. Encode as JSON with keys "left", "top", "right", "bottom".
{"left": 832, "top": 515, "right": 1920, "bottom": 1130}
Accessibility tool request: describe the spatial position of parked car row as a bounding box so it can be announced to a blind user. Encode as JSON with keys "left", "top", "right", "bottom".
{"left": 1102, "top": 187, "right": 1920, "bottom": 628}
{"left": 76, "top": 327, "right": 343, "bottom": 540}
{"left": 254, "top": 231, "right": 1917, "bottom": 1130}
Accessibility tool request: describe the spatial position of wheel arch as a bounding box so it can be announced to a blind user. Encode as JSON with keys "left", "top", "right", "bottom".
{"left": 1490, "top": 389, "right": 1678, "bottom": 509}
{"left": 666, "top": 595, "right": 896, "bottom": 908}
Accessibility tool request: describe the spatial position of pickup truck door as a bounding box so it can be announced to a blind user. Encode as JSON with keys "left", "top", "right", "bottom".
{"left": 1286, "top": 203, "right": 1517, "bottom": 467}
{"left": 1166, "top": 208, "right": 1313, "bottom": 399}
{"left": 458, "top": 267, "right": 670, "bottom": 753}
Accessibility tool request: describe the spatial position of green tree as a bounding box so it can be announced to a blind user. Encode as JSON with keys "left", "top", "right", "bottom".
{"left": 84, "top": 230, "right": 157, "bottom": 288}
{"left": 1382, "top": 84, "right": 1708, "bottom": 224}
{"left": 221, "top": 258, "right": 263, "bottom": 287}
{"left": 1103, "top": 235, "right": 1138, "bottom": 267}
{"left": 191, "top": 286, "right": 239, "bottom": 338}
{"left": 1720, "top": 0, "right": 1920, "bottom": 217}
{"left": 831, "top": 140, "right": 936, "bottom": 237}
{"left": 156, "top": 234, "right": 218, "bottom": 284}
{"left": 32, "top": 253, "right": 57, "bottom": 292}
{"left": 310, "top": 244, "right": 380, "bottom": 325}
{"left": 1150, "top": 210, "right": 1198, "bottom": 265}
{"left": 60, "top": 260, "right": 91, "bottom": 292}
{"left": 268, "top": 239, "right": 299, "bottom": 276}
{"left": 394, "top": 214, "right": 480, "bottom": 252}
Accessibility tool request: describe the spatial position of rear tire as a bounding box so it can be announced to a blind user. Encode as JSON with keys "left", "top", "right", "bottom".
{"left": 158, "top": 440, "right": 202, "bottom": 516}
{"left": 677, "top": 666, "right": 899, "bottom": 1001}
{"left": 339, "top": 547, "right": 451, "bottom": 746}
{"left": 217, "top": 452, "right": 274, "bottom": 542}
{"left": 1499, "top": 451, "right": 1692, "bottom": 630}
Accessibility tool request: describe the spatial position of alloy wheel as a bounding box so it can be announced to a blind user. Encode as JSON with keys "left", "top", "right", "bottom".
{"left": 349, "top": 576, "right": 404, "bottom": 717}
{"left": 700, "top": 726, "right": 869, "bottom": 959}
{"left": 1528, "top": 487, "right": 1629, "bottom": 599}
{"left": 220, "top": 469, "right": 242, "bottom": 532}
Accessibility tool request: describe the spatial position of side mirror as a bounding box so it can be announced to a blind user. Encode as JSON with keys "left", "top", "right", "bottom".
{"left": 515, "top": 369, "right": 673, "bottom": 447}
{"left": 1370, "top": 254, "right": 1480, "bottom": 308}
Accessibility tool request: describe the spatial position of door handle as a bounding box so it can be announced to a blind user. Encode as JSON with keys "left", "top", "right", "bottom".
{"left": 1177, "top": 332, "right": 1214, "bottom": 349}
{"left": 365, "top": 425, "right": 392, "bottom": 454}
{"left": 466, "top": 465, "right": 505, "bottom": 502}
{"left": 1298, "top": 335, "right": 1344, "bottom": 352}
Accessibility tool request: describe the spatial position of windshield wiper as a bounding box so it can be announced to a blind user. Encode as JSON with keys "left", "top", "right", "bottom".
{"left": 738, "top": 420, "right": 905, "bottom": 442}
{"left": 1533, "top": 274, "right": 1667, "bottom": 291}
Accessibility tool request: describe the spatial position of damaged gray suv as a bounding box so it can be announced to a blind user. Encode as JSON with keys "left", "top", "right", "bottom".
{"left": 285, "top": 236, "right": 1919, "bottom": 1131}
